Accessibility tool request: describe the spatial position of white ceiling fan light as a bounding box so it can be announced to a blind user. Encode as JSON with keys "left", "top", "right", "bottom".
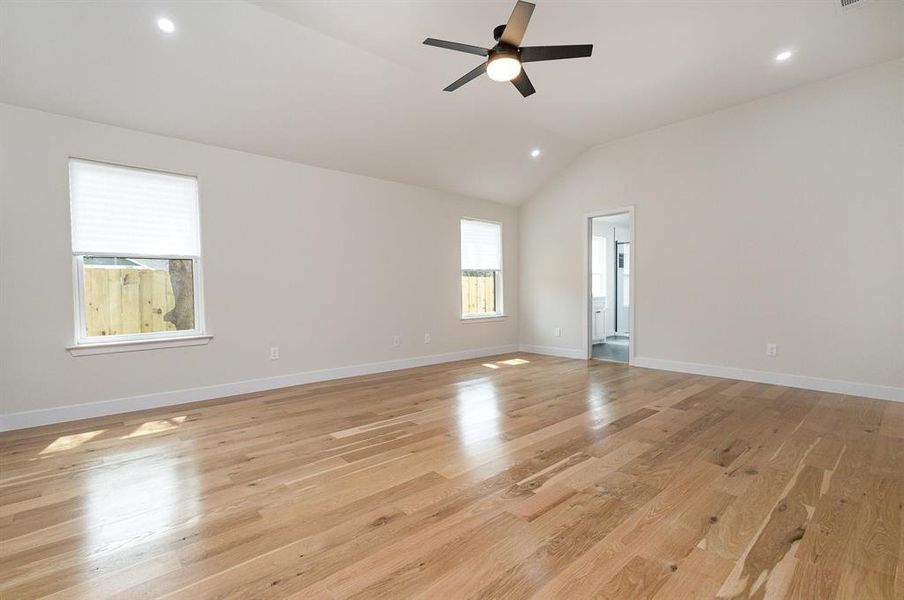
{"left": 530, "top": 148, "right": 541, "bottom": 158}
{"left": 486, "top": 54, "right": 522, "bottom": 82}
{"left": 157, "top": 17, "right": 175, "bottom": 34}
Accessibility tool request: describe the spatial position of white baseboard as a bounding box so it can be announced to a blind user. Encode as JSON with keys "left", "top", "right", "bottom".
{"left": 6, "top": 345, "right": 900, "bottom": 432}
{"left": 0, "top": 344, "right": 519, "bottom": 432}
{"left": 518, "top": 344, "right": 587, "bottom": 360}
{"left": 632, "top": 356, "right": 904, "bottom": 403}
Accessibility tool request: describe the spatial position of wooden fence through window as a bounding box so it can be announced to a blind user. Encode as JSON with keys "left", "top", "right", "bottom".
{"left": 83, "top": 267, "right": 176, "bottom": 336}
{"left": 461, "top": 271, "right": 496, "bottom": 315}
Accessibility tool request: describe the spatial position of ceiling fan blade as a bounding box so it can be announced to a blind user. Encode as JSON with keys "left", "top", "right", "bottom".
{"left": 444, "top": 63, "right": 487, "bottom": 92}
{"left": 519, "top": 45, "right": 593, "bottom": 63}
{"left": 499, "top": 1, "right": 535, "bottom": 47}
{"left": 511, "top": 69, "right": 535, "bottom": 97}
{"left": 423, "top": 38, "right": 489, "bottom": 57}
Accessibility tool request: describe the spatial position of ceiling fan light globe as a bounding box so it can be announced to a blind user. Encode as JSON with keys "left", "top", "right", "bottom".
{"left": 487, "top": 56, "right": 522, "bottom": 82}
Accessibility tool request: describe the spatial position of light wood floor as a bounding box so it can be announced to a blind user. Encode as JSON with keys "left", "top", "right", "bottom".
{"left": 1, "top": 354, "right": 902, "bottom": 599}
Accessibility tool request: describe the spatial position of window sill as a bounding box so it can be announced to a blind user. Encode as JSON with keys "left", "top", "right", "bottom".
{"left": 460, "top": 315, "right": 508, "bottom": 323}
{"left": 67, "top": 335, "right": 213, "bottom": 356}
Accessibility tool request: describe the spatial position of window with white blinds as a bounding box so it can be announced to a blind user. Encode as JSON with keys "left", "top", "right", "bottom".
{"left": 68, "top": 159, "right": 204, "bottom": 345}
{"left": 460, "top": 219, "right": 501, "bottom": 271}
{"left": 460, "top": 219, "right": 503, "bottom": 318}
{"left": 69, "top": 159, "right": 200, "bottom": 257}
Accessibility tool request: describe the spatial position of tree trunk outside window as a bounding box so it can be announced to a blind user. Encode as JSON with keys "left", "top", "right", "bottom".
{"left": 164, "top": 259, "right": 194, "bottom": 330}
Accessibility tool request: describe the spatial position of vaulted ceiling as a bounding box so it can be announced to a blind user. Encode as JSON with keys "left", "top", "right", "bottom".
{"left": 2, "top": 1, "right": 902, "bottom": 204}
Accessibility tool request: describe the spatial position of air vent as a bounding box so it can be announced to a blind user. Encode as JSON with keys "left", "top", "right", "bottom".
{"left": 839, "top": 0, "right": 873, "bottom": 12}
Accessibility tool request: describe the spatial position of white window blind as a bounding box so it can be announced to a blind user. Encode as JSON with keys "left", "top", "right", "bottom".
{"left": 461, "top": 219, "right": 501, "bottom": 271}
{"left": 69, "top": 159, "right": 200, "bottom": 257}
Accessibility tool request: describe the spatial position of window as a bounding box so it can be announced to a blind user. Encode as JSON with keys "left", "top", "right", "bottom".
{"left": 69, "top": 159, "right": 204, "bottom": 345}
{"left": 591, "top": 235, "right": 607, "bottom": 298}
{"left": 460, "top": 218, "right": 503, "bottom": 318}
{"left": 621, "top": 243, "right": 630, "bottom": 307}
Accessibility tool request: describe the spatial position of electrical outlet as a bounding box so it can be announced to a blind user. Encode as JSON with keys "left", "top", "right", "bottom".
{"left": 554, "top": 327, "right": 561, "bottom": 337}
{"left": 269, "top": 346, "right": 280, "bottom": 360}
{"left": 424, "top": 333, "right": 431, "bottom": 344}
{"left": 766, "top": 343, "right": 777, "bottom": 357}
{"left": 392, "top": 335, "right": 400, "bottom": 347}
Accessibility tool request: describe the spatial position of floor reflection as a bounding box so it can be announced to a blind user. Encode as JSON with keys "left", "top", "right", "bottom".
{"left": 586, "top": 378, "right": 607, "bottom": 413}
{"left": 585, "top": 376, "right": 620, "bottom": 430}
{"left": 84, "top": 440, "right": 200, "bottom": 566}
{"left": 454, "top": 379, "right": 503, "bottom": 452}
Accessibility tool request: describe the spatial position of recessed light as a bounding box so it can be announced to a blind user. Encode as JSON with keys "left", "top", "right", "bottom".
{"left": 157, "top": 17, "right": 175, "bottom": 34}
{"left": 530, "top": 148, "right": 541, "bottom": 158}
{"left": 775, "top": 50, "right": 793, "bottom": 62}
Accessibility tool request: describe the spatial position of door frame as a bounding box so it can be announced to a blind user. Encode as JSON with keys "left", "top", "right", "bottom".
{"left": 583, "top": 206, "right": 636, "bottom": 363}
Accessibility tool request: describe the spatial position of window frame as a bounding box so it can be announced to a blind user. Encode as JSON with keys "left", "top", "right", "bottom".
{"left": 591, "top": 234, "right": 607, "bottom": 299}
{"left": 68, "top": 158, "right": 207, "bottom": 349}
{"left": 459, "top": 217, "right": 504, "bottom": 320}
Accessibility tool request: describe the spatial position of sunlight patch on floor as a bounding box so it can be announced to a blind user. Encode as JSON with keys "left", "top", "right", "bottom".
{"left": 121, "top": 416, "right": 187, "bottom": 439}
{"left": 483, "top": 358, "right": 530, "bottom": 369}
{"left": 498, "top": 358, "right": 530, "bottom": 366}
{"left": 40, "top": 430, "right": 105, "bottom": 454}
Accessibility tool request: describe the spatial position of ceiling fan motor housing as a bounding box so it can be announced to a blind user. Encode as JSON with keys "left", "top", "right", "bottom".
{"left": 490, "top": 24, "right": 520, "bottom": 64}
{"left": 489, "top": 48, "right": 519, "bottom": 62}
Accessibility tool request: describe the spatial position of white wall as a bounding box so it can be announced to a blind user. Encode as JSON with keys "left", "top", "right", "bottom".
{"left": 0, "top": 104, "right": 518, "bottom": 423}
{"left": 2, "top": 59, "right": 902, "bottom": 428}
{"left": 520, "top": 59, "right": 904, "bottom": 393}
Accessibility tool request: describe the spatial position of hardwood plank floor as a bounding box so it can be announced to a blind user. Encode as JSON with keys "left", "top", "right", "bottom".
{"left": 1, "top": 353, "right": 902, "bottom": 599}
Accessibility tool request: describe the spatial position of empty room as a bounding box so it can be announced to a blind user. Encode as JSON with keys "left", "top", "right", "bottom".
{"left": 1, "top": 0, "right": 902, "bottom": 598}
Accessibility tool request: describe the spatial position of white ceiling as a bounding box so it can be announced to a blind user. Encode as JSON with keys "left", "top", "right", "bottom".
{"left": 2, "top": 1, "right": 902, "bottom": 204}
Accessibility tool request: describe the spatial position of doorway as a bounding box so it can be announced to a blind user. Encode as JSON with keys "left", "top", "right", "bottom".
{"left": 587, "top": 210, "right": 633, "bottom": 363}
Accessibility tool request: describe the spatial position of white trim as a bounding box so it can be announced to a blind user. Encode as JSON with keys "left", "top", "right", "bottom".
{"left": 71, "top": 252, "right": 201, "bottom": 260}
{"left": 67, "top": 334, "right": 213, "bottom": 356}
{"left": 514, "top": 346, "right": 904, "bottom": 402}
{"left": 0, "top": 344, "right": 519, "bottom": 431}
{"left": 69, "top": 154, "right": 200, "bottom": 180}
{"left": 518, "top": 344, "right": 587, "bottom": 360}
{"left": 460, "top": 315, "right": 508, "bottom": 323}
{"left": 73, "top": 255, "right": 206, "bottom": 345}
{"left": 583, "top": 207, "right": 636, "bottom": 363}
{"left": 632, "top": 356, "right": 904, "bottom": 403}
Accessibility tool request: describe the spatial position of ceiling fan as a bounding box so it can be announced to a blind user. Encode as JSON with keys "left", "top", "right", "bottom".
{"left": 423, "top": 0, "right": 592, "bottom": 97}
